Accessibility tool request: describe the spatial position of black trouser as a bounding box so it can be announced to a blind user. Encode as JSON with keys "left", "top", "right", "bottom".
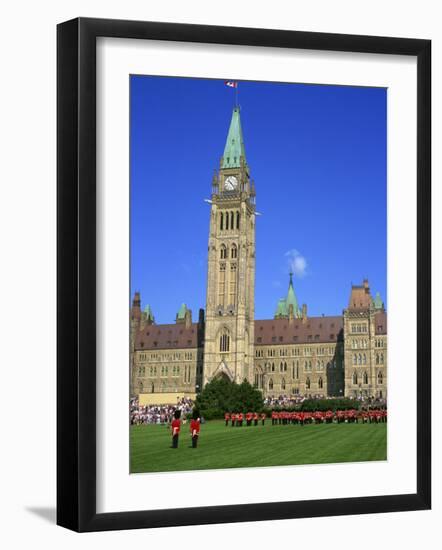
{"left": 254, "top": 419, "right": 258, "bottom": 426}
{"left": 225, "top": 419, "right": 229, "bottom": 426}
{"left": 262, "top": 419, "right": 265, "bottom": 426}
{"left": 172, "top": 434, "right": 179, "bottom": 448}
{"left": 192, "top": 435, "right": 198, "bottom": 448}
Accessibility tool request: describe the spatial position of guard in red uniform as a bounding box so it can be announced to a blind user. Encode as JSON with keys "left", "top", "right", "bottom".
{"left": 190, "top": 411, "right": 201, "bottom": 448}
{"left": 225, "top": 412, "right": 230, "bottom": 427}
{"left": 246, "top": 412, "right": 253, "bottom": 426}
{"left": 253, "top": 412, "right": 259, "bottom": 426}
{"left": 238, "top": 412, "right": 244, "bottom": 427}
{"left": 261, "top": 412, "right": 266, "bottom": 426}
{"left": 171, "top": 409, "right": 181, "bottom": 448}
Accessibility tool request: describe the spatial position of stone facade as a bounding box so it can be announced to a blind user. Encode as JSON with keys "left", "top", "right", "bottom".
{"left": 130, "top": 107, "right": 387, "bottom": 401}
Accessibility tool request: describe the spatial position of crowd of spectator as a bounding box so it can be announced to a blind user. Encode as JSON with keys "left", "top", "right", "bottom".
{"left": 264, "top": 394, "right": 387, "bottom": 409}
{"left": 130, "top": 396, "right": 194, "bottom": 425}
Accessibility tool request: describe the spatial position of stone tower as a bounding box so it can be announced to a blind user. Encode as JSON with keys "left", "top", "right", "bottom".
{"left": 203, "top": 106, "right": 256, "bottom": 386}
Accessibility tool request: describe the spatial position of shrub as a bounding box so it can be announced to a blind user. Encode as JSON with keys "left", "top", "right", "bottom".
{"left": 195, "top": 378, "right": 264, "bottom": 419}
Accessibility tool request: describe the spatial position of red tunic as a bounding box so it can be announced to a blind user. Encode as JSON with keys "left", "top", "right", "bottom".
{"left": 190, "top": 419, "right": 200, "bottom": 436}
{"left": 171, "top": 419, "right": 181, "bottom": 435}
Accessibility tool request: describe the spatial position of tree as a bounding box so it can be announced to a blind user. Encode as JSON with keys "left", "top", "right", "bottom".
{"left": 194, "top": 378, "right": 264, "bottom": 419}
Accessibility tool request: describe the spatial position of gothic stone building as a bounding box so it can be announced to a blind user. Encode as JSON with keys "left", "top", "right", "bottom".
{"left": 130, "top": 107, "right": 387, "bottom": 401}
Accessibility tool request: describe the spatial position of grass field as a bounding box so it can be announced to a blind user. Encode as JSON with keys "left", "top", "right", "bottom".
{"left": 130, "top": 420, "right": 387, "bottom": 473}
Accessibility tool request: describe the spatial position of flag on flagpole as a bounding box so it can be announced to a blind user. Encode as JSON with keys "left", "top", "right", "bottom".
{"left": 225, "top": 81, "right": 238, "bottom": 88}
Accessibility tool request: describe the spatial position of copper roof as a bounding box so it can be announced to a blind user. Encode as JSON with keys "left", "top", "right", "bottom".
{"left": 135, "top": 312, "right": 386, "bottom": 351}
{"left": 254, "top": 316, "right": 344, "bottom": 345}
{"left": 134, "top": 323, "right": 199, "bottom": 350}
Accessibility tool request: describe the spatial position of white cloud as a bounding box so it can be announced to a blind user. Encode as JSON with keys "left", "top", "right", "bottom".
{"left": 285, "top": 249, "right": 308, "bottom": 278}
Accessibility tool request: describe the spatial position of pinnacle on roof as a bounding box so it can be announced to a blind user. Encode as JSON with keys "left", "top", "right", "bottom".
{"left": 274, "top": 273, "right": 302, "bottom": 319}
{"left": 221, "top": 107, "right": 247, "bottom": 169}
{"left": 373, "top": 292, "right": 384, "bottom": 310}
{"left": 144, "top": 304, "right": 155, "bottom": 322}
{"left": 275, "top": 298, "right": 288, "bottom": 318}
{"left": 286, "top": 272, "right": 301, "bottom": 317}
{"left": 176, "top": 303, "right": 188, "bottom": 320}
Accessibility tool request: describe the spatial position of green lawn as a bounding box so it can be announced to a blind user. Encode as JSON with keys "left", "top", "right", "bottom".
{"left": 130, "top": 420, "right": 387, "bottom": 473}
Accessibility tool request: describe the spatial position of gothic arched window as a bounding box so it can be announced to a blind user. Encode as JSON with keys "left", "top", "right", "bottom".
{"left": 269, "top": 378, "right": 273, "bottom": 391}
{"left": 230, "top": 211, "right": 234, "bottom": 230}
{"left": 220, "top": 212, "right": 224, "bottom": 231}
{"left": 220, "top": 244, "right": 227, "bottom": 259}
{"left": 352, "top": 371, "right": 358, "bottom": 385}
{"left": 318, "top": 377, "right": 323, "bottom": 389}
{"left": 231, "top": 243, "right": 237, "bottom": 259}
{"left": 306, "top": 377, "right": 311, "bottom": 390}
{"left": 353, "top": 353, "right": 357, "bottom": 365}
{"left": 377, "top": 371, "right": 383, "bottom": 384}
{"left": 236, "top": 211, "right": 240, "bottom": 229}
{"left": 363, "top": 371, "right": 368, "bottom": 384}
{"left": 219, "top": 329, "right": 230, "bottom": 353}
{"left": 281, "top": 378, "right": 286, "bottom": 391}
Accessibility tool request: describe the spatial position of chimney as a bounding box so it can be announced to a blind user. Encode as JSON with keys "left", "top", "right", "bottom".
{"left": 288, "top": 303, "right": 294, "bottom": 323}
{"left": 185, "top": 308, "right": 192, "bottom": 329}
{"left": 302, "top": 304, "right": 307, "bottom": 322}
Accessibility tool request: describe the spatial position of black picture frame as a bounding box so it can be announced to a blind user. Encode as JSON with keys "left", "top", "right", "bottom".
{"left": 57, "top": 17, "right": 431, "bottom": 532}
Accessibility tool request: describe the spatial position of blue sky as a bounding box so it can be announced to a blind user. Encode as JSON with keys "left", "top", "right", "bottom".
{"left": 130, "top": 76, "right": 386, "bottom": 323}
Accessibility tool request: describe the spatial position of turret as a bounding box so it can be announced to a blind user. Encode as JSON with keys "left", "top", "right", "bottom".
{"left": 274, "top": 273, "right": 302, "bottom": 320}
{"left": 176, "top": 303, "right": 192, "bottom": 328}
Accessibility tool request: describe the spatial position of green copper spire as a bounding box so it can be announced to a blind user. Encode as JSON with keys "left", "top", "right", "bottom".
{"left": 275, "top": 298, "right": 288, "bottom": 318}
{"left": 222, "top": 107, "right": 247, "bottom": 169}
{"left": 143, "top": 304, "right": 155, "bottom": 323}
{"left": 274, "top": 274, "right": 302, "bottom": 319}
{"left": 177, "top": 303, "right": 188, "bottom": 320}
{"left": 286, "top": 273, "right": 301, "bottom": 318}
{"left": 373, "top": 292, "right": 384, "bottom": 310}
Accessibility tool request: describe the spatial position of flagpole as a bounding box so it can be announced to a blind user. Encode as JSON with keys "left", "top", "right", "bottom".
{"left": 235, "top": 84, "right": 238, "bottom": 108}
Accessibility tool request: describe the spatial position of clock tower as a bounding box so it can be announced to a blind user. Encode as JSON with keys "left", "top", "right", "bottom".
{"left": 203, "top": 107, "right": 256, "bottom": 386}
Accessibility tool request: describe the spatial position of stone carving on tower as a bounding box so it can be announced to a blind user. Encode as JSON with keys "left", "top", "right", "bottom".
{"left": 203, "top": 107, "right": 256, "bottom": 386}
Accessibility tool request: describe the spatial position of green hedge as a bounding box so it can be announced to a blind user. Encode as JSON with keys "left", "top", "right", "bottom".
{"left": 194, "top": 378, "right": 264, "bottom": 420}
{"left": 300, "top": 398, "right": 361, "bottom": 412}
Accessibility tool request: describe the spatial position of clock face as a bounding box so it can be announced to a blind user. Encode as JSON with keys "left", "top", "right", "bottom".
{"left": 224, "top": 176, "right": 238, "bottom": 191}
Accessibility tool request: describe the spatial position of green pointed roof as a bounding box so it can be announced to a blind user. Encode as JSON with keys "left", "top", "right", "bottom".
{"left": 286, "top": 273, "right": 300, "bottom": 313}
{"left": 275, "top": 298, "right": 288, "bottom": 318}
{"left": 144, "top": 304, "right": 155, "bottom": 322}
{"left": 274, "top": 273, "right": 302, "bottom": 319}
{"left": 373, "top": 292, "right": 384, "bottom": 310}
{"left": 222, "top": 107, "right": 247, "bottom": 169}
{"left": 177, "top": 303, "right": 188, "bottom": 320}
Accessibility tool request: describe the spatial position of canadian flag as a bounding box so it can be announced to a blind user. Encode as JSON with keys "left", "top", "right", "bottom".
{"left": 225, "top": 81, "right": 238, "bottom": 88}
